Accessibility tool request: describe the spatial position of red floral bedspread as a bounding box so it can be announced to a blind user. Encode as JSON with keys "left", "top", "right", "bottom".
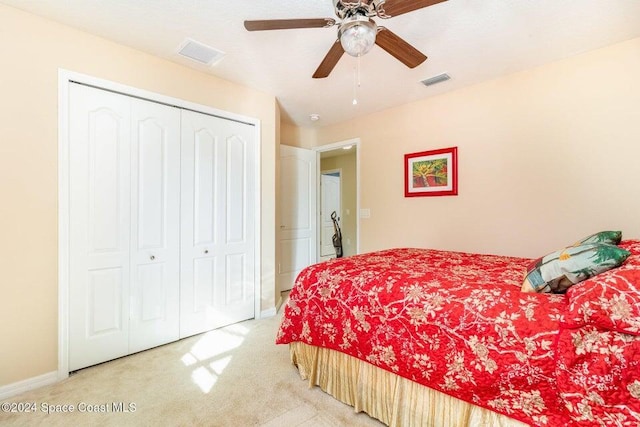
{"left": 557, "top": 240, "right": 640, "bottom": 426}
{"left": 276, "top": 247, "right": 640, "bottom": 426}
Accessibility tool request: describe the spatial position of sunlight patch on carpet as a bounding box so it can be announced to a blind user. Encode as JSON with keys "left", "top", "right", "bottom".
{"left": 192, "top": 366, "right": 217, "bottom": 393}
{"left": 183, "top": 323, "right": 250, "bottom": 393}
{"left": 181, "top": 353, "right": 198, "bottom": 366}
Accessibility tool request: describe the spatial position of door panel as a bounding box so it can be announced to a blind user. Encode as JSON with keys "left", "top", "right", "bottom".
{"left": 136, "top": 263, "right": 165, "bottom": 321}
{"left": 89, "top": 113, "right": 122, "bottom": 253}
{"left": 226, "top": 136, "right": 246, "bottom": 244}
{"left": 69, "top": 84, "right": 131, "bottom": 371}
{"left": 87, "top": 268, "right": 124, "bottom": 336}
{"left": 280, "top": 240, "right": 310, "bottom": 275}
{"left": 129, "top": 99, "right": 181, "bottom": 354}
{"left": 180, "top": 110, "right": 255, "bottom": 338}
{"left": 193, "top": 258, "right": 216, "bottom": 311}
{"left": 137, "top": 119, "right": 166, "bottom": 249}
{"left": 194, "top": 130, "right": 217, "bottom": 245}
{"left": 226, "top": 254, "right": 245, "bottom": 303}
{"left": 278, "top": 145, "right": 317, "bottom": 291}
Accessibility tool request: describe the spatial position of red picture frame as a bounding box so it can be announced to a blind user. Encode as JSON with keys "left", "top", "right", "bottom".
{"left": 404, "top": 147, "right": 458, "bottom": 197}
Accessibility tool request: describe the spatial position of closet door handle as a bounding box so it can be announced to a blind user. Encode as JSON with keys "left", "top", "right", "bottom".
{"left": 204, "top": 249, "right": 209, "bottom": 254}
{"left": 150, "top": 255, "right": 155, "bottom": 261}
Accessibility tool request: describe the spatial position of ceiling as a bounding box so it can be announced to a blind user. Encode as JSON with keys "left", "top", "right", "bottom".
{"left": 4, "top": 0, "right": 640, "bottom": 127}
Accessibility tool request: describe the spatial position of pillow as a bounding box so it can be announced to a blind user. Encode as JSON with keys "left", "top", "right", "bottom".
{"left": 562, "top": 266, "right": 640, "bottom": 335}
{"left": 574, "top": 230, "right": 622, "bottom": 246}
{"left": 524, "top": 230, "right": 623, "bottom": 272}
{"left": 618, "top": 239, "right": 640, "bottom": 264}
{"left": 521, "top": 243, "right": 630, "bottom": 293}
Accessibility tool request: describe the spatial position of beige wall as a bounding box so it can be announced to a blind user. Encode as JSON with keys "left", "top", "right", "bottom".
{"left": 312, "top": 37, "right": 640, "bottom": 258}
{"left": 281, "top": 120, "right": 317, "bottom": 148}
{"left": 321, "top": 153, "right": 358, "bottom": 257}
{"left": 0, "top": 5, "right": 277, "bottom": 387}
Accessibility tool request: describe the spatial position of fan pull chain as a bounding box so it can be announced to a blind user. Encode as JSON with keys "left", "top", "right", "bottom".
{"left": 352, "top": 55, "right": 361, "bottom": 106}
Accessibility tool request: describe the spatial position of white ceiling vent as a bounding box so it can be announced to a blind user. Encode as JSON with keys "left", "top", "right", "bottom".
{"left": 421, "top": 73, "right": 451, "bottom": 87}
{"left": 177, "top": 39, "right": 225, "bottom": 65}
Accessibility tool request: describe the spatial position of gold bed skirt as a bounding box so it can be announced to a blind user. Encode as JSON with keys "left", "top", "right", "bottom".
{"left": 290, "top": 342, "right": 527, "bottom": 427}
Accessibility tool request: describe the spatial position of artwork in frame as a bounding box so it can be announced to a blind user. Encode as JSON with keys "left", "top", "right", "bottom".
{"left": 404, "top": 146, "right": 458, "bottom": 197}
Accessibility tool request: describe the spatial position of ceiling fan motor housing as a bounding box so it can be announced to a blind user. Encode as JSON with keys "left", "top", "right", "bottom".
{"left": 333, "top": 0, "right": 387, "bottom": 20}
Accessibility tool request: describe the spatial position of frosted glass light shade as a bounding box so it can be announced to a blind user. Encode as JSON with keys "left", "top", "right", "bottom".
{"left": 339, "top": 17, "right": 377, "bottom": 57}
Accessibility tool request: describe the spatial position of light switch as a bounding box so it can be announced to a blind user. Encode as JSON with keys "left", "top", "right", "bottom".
{"left": 359, "top": 208, "right": 371, "bottom": 219}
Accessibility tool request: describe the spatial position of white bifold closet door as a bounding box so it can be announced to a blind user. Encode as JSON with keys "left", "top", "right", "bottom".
{"left": 68, "top": 83, "right": 180, "bottom": 370}
{"left": 128, "top": 98, "right": 181, "bottom": 354}
{"left": 68, "top": 83, "right": 256, "bottom": 371}
{"left": 179, "top": 110, "right": 255, "bottom": 338}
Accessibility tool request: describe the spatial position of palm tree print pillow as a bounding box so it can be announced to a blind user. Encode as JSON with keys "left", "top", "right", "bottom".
{"left": 574, "top": 230, "right": 622, "bottom": 246}
{"left": 521, "top": 243, "right": 630, "bottom": 293}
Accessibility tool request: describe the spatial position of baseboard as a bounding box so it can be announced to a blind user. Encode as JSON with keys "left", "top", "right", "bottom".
{"left": 0, "top": 371, "right": 58, "bottom": 401}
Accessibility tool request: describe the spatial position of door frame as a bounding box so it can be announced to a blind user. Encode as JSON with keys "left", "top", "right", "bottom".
{"left": 58, "top": 69, "right": 262, "bottom": 379}
{"left": 314, "top": 138, "right": 361, "bottom": 258}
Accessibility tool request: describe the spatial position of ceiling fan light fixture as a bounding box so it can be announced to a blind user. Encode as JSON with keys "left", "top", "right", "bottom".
{"left": 339, "top": 15, "right": 377, "bottom": 57}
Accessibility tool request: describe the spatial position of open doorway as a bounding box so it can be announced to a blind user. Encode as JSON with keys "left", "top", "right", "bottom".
{"left": 319, "top": 169, "right": 341, "bottom": 261}
{"left": 316, "top": 139, "right": 359, "bottom": 261}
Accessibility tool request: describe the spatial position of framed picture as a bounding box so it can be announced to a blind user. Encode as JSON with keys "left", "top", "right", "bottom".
{"left": 404, "top": 146, "right": 458, "bottom": 197}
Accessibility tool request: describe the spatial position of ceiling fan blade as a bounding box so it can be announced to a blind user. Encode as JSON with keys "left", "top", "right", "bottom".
{"left": 313, "top": 40, "right": 345, "bottom": 79}
{"left": 244, "top": 18, "right": 335, "bottom": 31}
{"left": 380, "top": 0, "right": 447, "bottom": 17}
{"left": 375, "top": 27, "right": 427, "bottom": 68}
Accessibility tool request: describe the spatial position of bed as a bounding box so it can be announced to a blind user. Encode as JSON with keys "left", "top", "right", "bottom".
{"left": 276, "top": 239, "right": 640, "bottom": 426}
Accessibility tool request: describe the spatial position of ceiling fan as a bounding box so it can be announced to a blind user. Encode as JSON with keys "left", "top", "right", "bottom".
{"left": 244, "top": 0, "right": 447, "bottom": 79}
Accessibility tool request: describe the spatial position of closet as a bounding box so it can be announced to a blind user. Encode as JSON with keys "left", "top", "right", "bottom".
{"left": 67, "top": 83, "right": 255, "bottom": 371}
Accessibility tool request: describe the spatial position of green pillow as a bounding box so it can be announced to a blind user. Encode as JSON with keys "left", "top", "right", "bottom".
{"left": 574, "top": 230, "right": 622, "bottom": 246}
{"left": 521, "top": 243, "right": 630, "bottom": 293}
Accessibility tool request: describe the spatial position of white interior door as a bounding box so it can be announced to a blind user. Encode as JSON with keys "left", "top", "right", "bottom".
{"left": 180, "top": 110, "right": 256, "bottom": 338}
{"left": 128, "top": 99, "right": 181, "bottom": 353}
{"left": 278, "top": 145, "right": 316, "bottom": 292}
{"left": 320, "top": 172, "right": 341, "bottom": 259}
{"left": 69, "top": 84, "right": 132, "bottom": 371}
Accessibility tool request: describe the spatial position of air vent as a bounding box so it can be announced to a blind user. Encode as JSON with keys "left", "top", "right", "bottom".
{"left": 177, "top": 39, "right": 225, "bottom": 65}
{"left": 421, "top": 73, "right": 451, "bottom": 87}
